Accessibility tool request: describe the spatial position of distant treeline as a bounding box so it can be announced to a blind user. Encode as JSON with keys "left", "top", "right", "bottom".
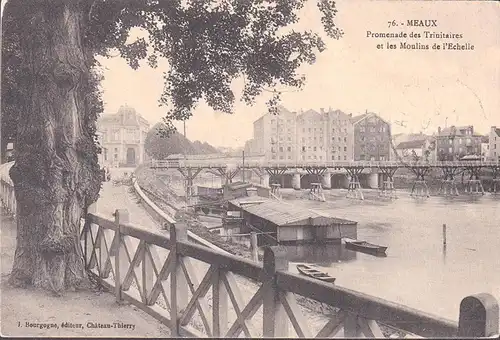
{"left": 144, "top": 123, "right": 219, "bottom": 159}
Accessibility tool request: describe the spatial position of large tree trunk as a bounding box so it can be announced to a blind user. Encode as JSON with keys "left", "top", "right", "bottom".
{"left": 7, "top": 0, "right": 101, "bottom": 294}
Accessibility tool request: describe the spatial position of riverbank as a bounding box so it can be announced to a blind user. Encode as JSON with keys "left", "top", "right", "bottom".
{"left": 133, "top": 165, "right": 410, "bottom": 337}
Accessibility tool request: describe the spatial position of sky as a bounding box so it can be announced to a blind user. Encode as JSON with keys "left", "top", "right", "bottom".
{"left": 2, "top": 0, "right": 499, "bottom": 147}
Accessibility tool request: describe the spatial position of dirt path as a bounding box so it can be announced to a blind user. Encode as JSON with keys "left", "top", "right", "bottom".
{"left": 1, "top": 205, "right": 171, "bottom": 337}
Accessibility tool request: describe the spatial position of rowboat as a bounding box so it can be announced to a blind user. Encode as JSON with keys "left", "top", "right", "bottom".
{"left": 296, "top": 264, "right": 336, "bottom": 284}
{"left": 345, "top": 239, "right": 388, "bottom": 256}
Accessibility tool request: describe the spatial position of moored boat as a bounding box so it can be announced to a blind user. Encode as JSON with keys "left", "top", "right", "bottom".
{"left": 344, "top": 239, "right": 388, "bottom": 256}
{"left": 296, "top": 264, "right": 336, "bottom": 283}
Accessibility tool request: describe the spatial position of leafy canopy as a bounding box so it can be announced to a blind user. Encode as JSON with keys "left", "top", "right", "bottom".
{"left": 86, "top": 0, "right": 342, "bottom": 135}
{"left": 2, "top": 0, "right": 342, "bottom": 141}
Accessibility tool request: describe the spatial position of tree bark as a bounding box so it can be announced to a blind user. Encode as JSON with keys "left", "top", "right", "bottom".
{"left": 8, "top": 0, "right": 100, "bottom": 294}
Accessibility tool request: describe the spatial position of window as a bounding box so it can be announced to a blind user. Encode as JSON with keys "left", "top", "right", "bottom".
{"left": 344, "top": 146, "right": 347, "bottom": 152}
{"left": 302, "top": 146, "right": 306, "bottom": 152}
{"left": 332, "top": 128, "right": 335, "bottom": 133}
{"left": 279, "top": 155, "right": 284, "bottom": 160}
{"left": 287, "top": 146, "right": 291, "bottom": 152}
{"left": 332, "top": 156, "right": 335, "bottom": 160}
{"left": 104, "top": 149, "right": 108, "bottom": 161}
{"left": 459, "top": 139, "right": 462, "bottom": 144}
{"left": 360, "top": 127, "right": 365, "bottom": 132}
{"left": 344, "top": 155, "right": 347, "bottom": 160}
{"left": 319, "top": 156, "right": 322, "bottom": 160}
{"left": 448, "top": 147, "right": 452, "bottom": 153}
{"left": 449, "top": 140, "right": 452, "bottom": 145}
{"left": 313, "top": 147, "right": 317, "bottom": 151}
{"left": 279, "top": 147, "right": 283, "bottom": 152}
{"left": 338, "top": 155, "right": 341, "bottom": 160}
{"left": 344, "top": 137, "right": 347, "bottom": 142}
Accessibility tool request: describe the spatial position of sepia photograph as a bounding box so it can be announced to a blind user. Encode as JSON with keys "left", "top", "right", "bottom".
{"left": 1, "top": 0, "right": 499, "bottom": 338}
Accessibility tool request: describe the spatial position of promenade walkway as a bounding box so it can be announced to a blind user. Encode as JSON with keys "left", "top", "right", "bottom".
{"left": 0, "top": 180, "right": 171, "bottom": 337}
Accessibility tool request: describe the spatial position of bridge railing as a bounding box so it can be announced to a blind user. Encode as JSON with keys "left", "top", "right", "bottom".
{"left": 150, "top": 158, "right": 500, "bottom": 169}
{"left": 80, "top": 208, "right": 499, "bottom": 338}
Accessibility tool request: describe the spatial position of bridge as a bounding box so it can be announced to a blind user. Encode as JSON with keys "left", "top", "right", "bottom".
{"left": 1, "top": 161, "right": 499, "bottom": 338}
{"left": 150, "top": 158, "right": 500, "bottom": 201}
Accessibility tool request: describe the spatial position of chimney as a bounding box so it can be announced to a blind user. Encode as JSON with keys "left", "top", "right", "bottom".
{"left": 438, "top": 126, "right": 441, "bottom": 134}
{"left": 320, "top": 108, "right": 325, "bottom": 114}
{"left": 246, "top": 187, "right": 258, "bottom": 197}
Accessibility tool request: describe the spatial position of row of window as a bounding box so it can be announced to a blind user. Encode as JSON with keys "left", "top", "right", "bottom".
{"left": 359, "top": 126, "right": 387, "bottom": 133}
{"left": 439, "top": 138, "right": 473, "bottom": 145}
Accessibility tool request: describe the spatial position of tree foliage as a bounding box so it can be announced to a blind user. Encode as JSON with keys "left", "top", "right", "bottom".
{"left": 144, "top": 123, "right": 219, "bottom": 159}
{"left": 3, "top": 0, "right": 343, "bottom": 141}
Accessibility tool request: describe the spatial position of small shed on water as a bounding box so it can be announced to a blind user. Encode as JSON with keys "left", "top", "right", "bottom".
{"left": 227, "top": 196, "right": 357, "bottom": 245}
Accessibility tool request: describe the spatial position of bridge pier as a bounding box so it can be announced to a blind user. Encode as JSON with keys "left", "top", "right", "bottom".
{"left": 266, "top": 168, "right": 287, "bottom": 190}
{"left": 491, "top": 166, "right": 500, "bottom": 194}
{"left": 308, "top": 183, "right": 326, "bottom": 202}
{"left": 177, "top": 167, "right": 203, "bottom": 205}
{"left": 304, "top": 167, "right": 327, "bottom": 201}
{"left": 321, "top": 172, "right": 332, "bottom": 189}
{"left": 378, "top": 167, "right": 398, "bottom": 199}
{"left": 270, "top": 183, "right": 282, "bottom": 200}
{"left": 216, "top": 167, "right": 240, "bottom": 185}
{"left": 292, "top": 173, "right": 301, "bottom": 190}
{"left": 438, "top": 167, "right": 461, "bottom": 196}
{"left": 345, "top": 167, "right": 364, "bottom": 200}
{"left": 367, "top": 173, "right": 379, "bottom": 189}
{"left": 410, "top": 166, "right": 431, "bottom": 198}
{"left": 464, "top": 167, "right": 485, "bottom": 195}
{"left": 262, "top": 173, "right": 270, "bottom": 188}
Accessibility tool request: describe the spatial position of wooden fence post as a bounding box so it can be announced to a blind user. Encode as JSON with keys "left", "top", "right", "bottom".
{"left": 250, "top": 232, "right": 258, "bottom": 262}
{"left": 114, "top": 209, "right": 129, "bottom": 303}
{"left": 170, "top": 223, "right": 189, "bottom": 336}
{"left": 212, "top": 266, "right": 229, "bottom": 337}
{"left": 263, "top": 246, "right": 289, "bottom": 338}
{"left": 458, "top": 293, "right": 499, "bottom": 337}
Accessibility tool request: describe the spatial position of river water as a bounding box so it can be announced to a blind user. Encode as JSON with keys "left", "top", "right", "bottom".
{"left": 279, "top": 189, "right": 500, "bottom": 322}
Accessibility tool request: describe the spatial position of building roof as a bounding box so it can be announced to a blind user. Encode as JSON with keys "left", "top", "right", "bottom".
{"left": 493, "top": 127, "right": 500, "bottom": 137}
{"left": 439, "top": 125, "right": 472, "bottom": 136}
{"left": 98, "top": 106, "right": 149, "bottom": 128}
{"left": 229, "top": 197, "right": 357, "bottom": 227}
{"left": 396, "top": 140, "right": 427, "bottom": 149}
{"left": 226, "top": 182, "right": 252, "bottom": 190}
{"left": 350, "top": 112, "right": 390, "bottom": 126}
{"left": 350, "top": 113, "right": 371, "bottom": 124}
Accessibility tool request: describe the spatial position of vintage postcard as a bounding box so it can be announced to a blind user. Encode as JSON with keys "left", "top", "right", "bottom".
{"left": 1, "top": 0, "right": 499, "bottom": 338}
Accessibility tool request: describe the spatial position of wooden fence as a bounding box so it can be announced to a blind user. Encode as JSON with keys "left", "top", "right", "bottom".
{"left": 80, "top": 207, "right": 499, "bottom": 338}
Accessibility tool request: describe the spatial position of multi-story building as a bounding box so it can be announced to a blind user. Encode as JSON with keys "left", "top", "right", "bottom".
{"left": 436, "top": 125, "right": 483, "bottom": 161}
{"left": 250, "top": 107, "right": 390, "bottom": 163}
{"left": 489, "top": 126, "right": 500, "bottom": 162}
{"left": 253, "top": 106, "right": 297, "bottom": 162}
{"left": 351, "top": 112, "right": 391, "bottom": 161}
{"left": 97, "top": 105, "right": 150, "bottom": 167}
{"left": 326, "top": 109, "right": 354, "bottom": 162}
{"left": 296, "top": 109, "right": 327, "bottom": 162}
